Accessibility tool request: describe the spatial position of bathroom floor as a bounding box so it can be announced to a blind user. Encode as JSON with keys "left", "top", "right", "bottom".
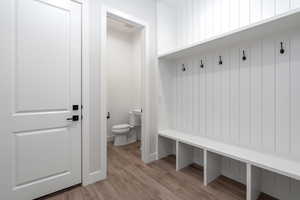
{"left": 39, "top": 142, "right": 276, "bottom": 200}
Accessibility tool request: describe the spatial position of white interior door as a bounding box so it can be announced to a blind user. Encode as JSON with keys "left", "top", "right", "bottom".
{"left": 0, "top": 0, "right": 82, "bottom": 199}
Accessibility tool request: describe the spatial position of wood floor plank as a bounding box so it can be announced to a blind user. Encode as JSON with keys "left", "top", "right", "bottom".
{"left": 40, "top": 142, "right": 276, "bottom": 200}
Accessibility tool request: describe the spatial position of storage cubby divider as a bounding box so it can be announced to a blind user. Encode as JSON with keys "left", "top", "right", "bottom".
{"left": 246, "top": 164, "right": 262, "bottom": 200}
{"left": 176, "top": 142, "right": 204, "bottom": 172}
{"left": 176, "top": 142, "right": 194, "bottom": 171}
{"left": 204, "top": 150, "right": 222, "bottom": 186}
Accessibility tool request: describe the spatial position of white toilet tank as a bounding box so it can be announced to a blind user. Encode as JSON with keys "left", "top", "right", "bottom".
{"left": 128, "top": 111, "right": 141, "bottom": 127}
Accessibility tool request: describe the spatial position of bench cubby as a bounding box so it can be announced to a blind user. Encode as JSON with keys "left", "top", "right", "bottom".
{"left": 157, "top": 135, "right": 176, "bottom": 160}
{"left": 176, "top": 141, "right": 204, "bottom": 171}
{"left": 157, "top": 130, "right": 300, "bottom": 200}
{"left": 247, "top": 164, "right": 300, "bottom": 200}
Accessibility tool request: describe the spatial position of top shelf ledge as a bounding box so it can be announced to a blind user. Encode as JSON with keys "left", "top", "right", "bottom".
{"left": 158, "top": 8, "right": 300, "bottom": 60}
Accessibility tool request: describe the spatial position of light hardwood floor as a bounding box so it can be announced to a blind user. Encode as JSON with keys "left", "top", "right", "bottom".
{"left": 39, "top": 142, "right": 276, "bottom": 200}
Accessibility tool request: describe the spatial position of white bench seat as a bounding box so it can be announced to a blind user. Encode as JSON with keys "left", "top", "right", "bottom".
{"left": 158, "top": 129, "right": 300, "bottom": 181}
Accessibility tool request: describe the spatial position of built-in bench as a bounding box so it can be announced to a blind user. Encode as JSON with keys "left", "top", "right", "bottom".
{"left": 157, "top": 129, "right": 300, "bottom": 200}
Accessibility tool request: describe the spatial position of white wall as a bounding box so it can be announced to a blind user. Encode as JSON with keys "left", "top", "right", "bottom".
{"left": 106, "top": 26, "right": 141, "bottom": 139}
{"left": 88, "top": 0, "right": 157, "bottom": 183}
{"left": 157, "top": 0, "right": 300, "bottom": 53}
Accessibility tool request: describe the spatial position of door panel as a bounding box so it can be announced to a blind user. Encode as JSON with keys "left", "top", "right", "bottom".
{"left": 1, "top": 0, "right": 82, "bottom": 199}
{"left": 14, "top": 128, "right": 69, "bottom": 186}
{"left": 15, "top": 0, "right": 70, "bottom": 112}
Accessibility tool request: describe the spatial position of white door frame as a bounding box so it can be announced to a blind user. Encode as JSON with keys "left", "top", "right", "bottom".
{"left": 99, "top": 5, "right": 151, "bottom": 170}
{"left": 81, "top": 0, "right": 92, "bottom": 187}
{"left": 81, "top": 4, "right": 151, "bottom": 186}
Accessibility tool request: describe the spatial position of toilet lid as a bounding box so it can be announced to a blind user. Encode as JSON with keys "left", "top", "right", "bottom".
{"left": 112, "top": 124, "right": 130, "bottom": 130}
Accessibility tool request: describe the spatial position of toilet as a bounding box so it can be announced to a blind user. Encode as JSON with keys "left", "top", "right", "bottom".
{"left": 112, "top": 111, "right": 141, "bottom": 146}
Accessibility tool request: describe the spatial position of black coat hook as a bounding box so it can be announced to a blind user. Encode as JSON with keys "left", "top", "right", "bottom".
{"left": 219, "top": 56, "right": 223, "bottom": 65}
{"left": 280, "top": 42, "right": 285, "bottom": 54}
{"left": 181, "top": 64, "right": 186, "bottom": 72}
{"left": 242, "top": 50, "right": 247, "bottom": 61}
{"left": 200, "top": 60, "right": 204, "bottom": 68}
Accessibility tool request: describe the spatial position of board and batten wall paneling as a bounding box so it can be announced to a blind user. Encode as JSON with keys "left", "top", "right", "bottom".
{"left": 157, "top": 0, "right": 300, "bottom": 54}
{"left": 193, "top": 0, "right": 204, "bottom": 42}
{"left": 192, "top": 60, "right": 200, "bottom": 135}
{"left": 275, "top": 37, "right": 290, "bottom": 157}
{"left": 159, "top": 30, "right": 300, "bottom": 198}
{"left": 276, "top": 0, "right": 291, "bottom": 14}
{"left": 199, "top": 58, "right": 207, "bottom": 137}
{"left": 290, "top": 34, "right": 300, "bottom": 160}
{"left": 170, "top": 32, "right": 300, "bottom": 160}
{"left": 250, "top": 41, "right": 262, "bottom": 149}
{"left": 230, "top": 0, "right": 240, "bottom": 31}
{"left": 229, "top": 47, "right": 240, "bottom": 145}
{"left": 239, "top": 0, "right": 250, "bottom": 27}
{"left": 221, "top": 0, "right": 230, "bottom": 37}
{"left": 157, "top": 1, "right": 178, "bottom": 54}
{"left": 239, "top": 47, "right": 251, "bottom": 147}
{"left": 157, "top": 1, "right": 300, "bottom": 199}
{"left": 262, "top": 38, "right": 276, "bottom": 153}
{"left": 262, "top": 0, "right": 275, "bottom": 19}
{"left": 187, "top": 0, "right": 194, "bottom": 44}
{"left": 206, "top": 55, "right": 215, "bottom": 139}
{"left": 214, "top": 53, "right": 222, "bottom": 140}
{"left": 250, "top": 0, "right": 262, "bottom": 23}
{"left": 158, "top": 60, "right": 175, "bottom": 130}
{"left": 213, "top": 0, "right": 222, "bottom": 36}
{"left": 221, "top": 52, "right": 230, "bottom": 143}
{"left": 292, "top": 0, "right": 300, "bottom": 8}
{"left": 175, "top": 63, "right": 182, "bottom": 131}
{"left": 186, "top": 60, "right": 193, "bottom": 133}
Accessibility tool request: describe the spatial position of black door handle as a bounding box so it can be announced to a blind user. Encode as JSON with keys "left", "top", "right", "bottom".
{"left": 67, "top": 115, "right": 79, "bottom": 121}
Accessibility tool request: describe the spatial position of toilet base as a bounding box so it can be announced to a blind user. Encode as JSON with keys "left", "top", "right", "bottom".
{"left": 114, "top": 130, "right": 137, "bottom": 146}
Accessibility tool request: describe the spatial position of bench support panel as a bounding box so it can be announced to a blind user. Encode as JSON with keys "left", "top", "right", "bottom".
{"left": 204, "top": 150, "right": 222, "bottom": 186}
{"left": 247, "top": 164, "right": 261, "bottom": 200}
{"left": 176, "top": 142, "right": 194, "bottom": 171}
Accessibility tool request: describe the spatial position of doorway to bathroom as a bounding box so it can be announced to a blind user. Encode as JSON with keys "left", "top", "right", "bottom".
{"left": 100, "top": 7, "right": 150, "bottom": 169}
{"left": 106, "top": 16, "right": 143, "bottom": 147}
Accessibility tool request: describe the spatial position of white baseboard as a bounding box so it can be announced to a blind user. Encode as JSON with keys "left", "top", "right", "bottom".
{"left": 83, "top": 170, "right": 106, "bottom": 186}
{"left": 107, "top": 136, "right": 114, "bottom": 142}
{"left": 147, "top": 152, "right": 157, "bottom": 163}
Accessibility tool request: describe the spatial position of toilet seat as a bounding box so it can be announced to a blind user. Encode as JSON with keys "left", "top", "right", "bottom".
{"left": 112, "top": 124, "right": 130, "bottom": 130}
{"left": 112, "top": 124, "right": 130, "bottom": 134}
